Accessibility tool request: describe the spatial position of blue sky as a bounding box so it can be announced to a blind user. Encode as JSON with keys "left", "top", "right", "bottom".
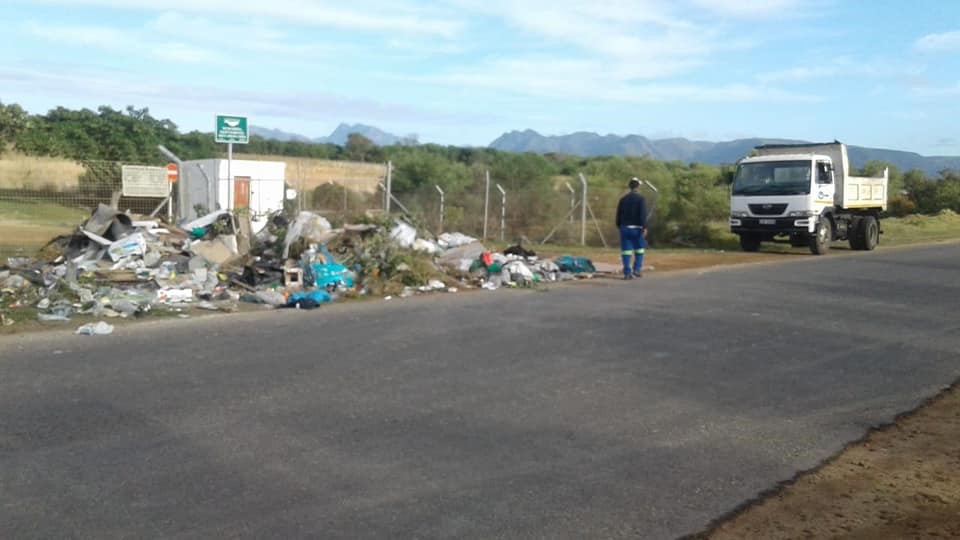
{"left": 1, "top": 0, "right": 958, "bottom": 155}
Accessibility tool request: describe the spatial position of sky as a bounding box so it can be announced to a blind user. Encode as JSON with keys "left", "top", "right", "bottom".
{"left": 1, "top": 0, "right": 959, "bottom": 155}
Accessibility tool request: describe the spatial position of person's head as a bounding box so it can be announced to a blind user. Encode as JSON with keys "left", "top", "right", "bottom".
{"left": 628, "top": 177, "right": 641, "bottom": 191}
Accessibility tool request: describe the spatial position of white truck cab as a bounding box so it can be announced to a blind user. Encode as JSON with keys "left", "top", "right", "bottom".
{"left": 729, "top": 142, "right": 888, "bottom": 255}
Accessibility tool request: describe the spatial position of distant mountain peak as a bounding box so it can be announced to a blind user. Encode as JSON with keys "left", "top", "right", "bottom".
{"left": 250, "top": 122, "right": 405, "bottom": 147}
{"left": 488, "top": 130, "right": 959, "bottom": 175}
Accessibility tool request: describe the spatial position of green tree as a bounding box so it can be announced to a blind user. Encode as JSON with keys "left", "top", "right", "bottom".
{"left": 0, "top": 101, "right": 29, "bottom": 152}
{"left": 904, "top": 170, "right": 939, "bottom": 214}
{"left": 936, "top": 170, "right": 960, "bottom": 213}
{"left": 344, "top": 133, "right": 382, "bottom": 162}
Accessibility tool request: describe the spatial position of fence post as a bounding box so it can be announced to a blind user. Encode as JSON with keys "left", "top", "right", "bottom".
{"left": 157, "top": 145, "right": 183, "bottom": 221}
{"left": 483, "top": 170, "right": 490, "bottom": 240}
{"left": 435, "top": 185, "right": 445, "bottom": 233}
{"left": 579, "top": 173, "right": 588, "bottom": 245}
{"left": 385, "top": 161, "right": 392, "bottom": 213}
{"left": 496, "top": 183, "right": 506, "bottom": 242}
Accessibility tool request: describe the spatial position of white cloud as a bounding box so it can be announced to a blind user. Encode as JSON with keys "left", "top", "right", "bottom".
{"left": 151, "top": 42, "right": 225, "bottom": 64}
{"left": 911, "top": 82, "right": 960, "bottom": 98}
{"left": 914, "top": 30, "right": 960, "bottom": 52}
{"left": 688, "top": 0, "right": 811, "bottom": 18}
{"left": 145, "top": 12, "right": 342, "bottom": 57}
{"left": 0, "top": 65, "right": 451, "bottom": 126}
{"left": 756, "top": 56, "right": 924, "bottom": 85}
{"left": 425, "top": 0, "right": 818, "bottom": 104}
{"left": 20, "top": 0, "right": 463, "bottom": 38}
{"left": 26, "top": 21, "right": 128, "bottom": 48}
{"left": 27, "top": 21, "right": 227, "bottom": 64}
{"left": 427, "top": 57, "right": 820, "bottom": 104}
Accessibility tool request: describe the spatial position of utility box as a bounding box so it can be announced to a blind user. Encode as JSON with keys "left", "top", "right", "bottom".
{"left": 180, "top": 159, "right": 286, "bottom": 232}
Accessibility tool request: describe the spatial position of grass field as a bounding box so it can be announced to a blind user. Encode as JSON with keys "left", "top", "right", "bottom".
{"left": 0, "top": 199, "right": 89, "bottom": 259}
{"left": 0, "top": 153, "right": 84, "bottom": 191}
{"left": 236, "top": 154, "right": 386, "bottom": 194}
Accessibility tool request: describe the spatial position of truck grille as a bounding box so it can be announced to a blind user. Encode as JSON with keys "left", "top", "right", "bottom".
{"left": 748, "top": 203, "right": 788, "bottom": 216}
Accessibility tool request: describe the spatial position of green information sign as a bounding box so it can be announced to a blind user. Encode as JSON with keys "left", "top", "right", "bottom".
{"left": 215, "top": 115, "right": 249, "bottom": 144}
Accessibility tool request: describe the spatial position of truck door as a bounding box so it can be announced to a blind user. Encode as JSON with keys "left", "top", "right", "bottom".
{"left": 815, "top": 161, "right": 835, "bottom": 207}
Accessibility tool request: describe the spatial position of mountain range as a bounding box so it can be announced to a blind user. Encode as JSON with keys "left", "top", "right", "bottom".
{"left": 250, "top": 123, "right": 402, "bottom": 146}
{"left": 250, "top": 124, "right": 959, "bottom": 176}
{"left": 490, "top": 130, "right": 960, "bottom": 176}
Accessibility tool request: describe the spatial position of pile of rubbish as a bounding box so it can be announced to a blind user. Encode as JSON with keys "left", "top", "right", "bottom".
{"left": 0, "top": 205, "right": 599, "bottom": 330}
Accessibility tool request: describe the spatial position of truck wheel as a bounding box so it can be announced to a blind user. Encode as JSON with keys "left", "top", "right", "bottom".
{"left": 860, "top": 216, "right": 879, "bottom": 251}
{"left": 809, "top": 216, "right": 831, "bottom": 255}
{"left": 848, "top": 217, "right": 865, "bottom": 250}
{"left": 739, "top": 234, "right": 761, "bottom": 252}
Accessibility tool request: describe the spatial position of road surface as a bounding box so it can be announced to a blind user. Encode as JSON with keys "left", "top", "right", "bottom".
{"left": 2, "top": 243, "right": 959, "bottom": 539}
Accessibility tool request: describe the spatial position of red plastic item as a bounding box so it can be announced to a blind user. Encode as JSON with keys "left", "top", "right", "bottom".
{"left": 481, "top": 252, "right": 493, "bottom": 266}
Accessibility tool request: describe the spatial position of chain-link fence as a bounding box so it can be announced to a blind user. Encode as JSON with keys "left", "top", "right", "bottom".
{"left": 385, "top": 178, "right": 637, "bottom": 248}
{"left": 0, "top": 159, "right": 175, "bottom": 259}
{"left": 0, "top": 154, "right": 652, "bottom": 258}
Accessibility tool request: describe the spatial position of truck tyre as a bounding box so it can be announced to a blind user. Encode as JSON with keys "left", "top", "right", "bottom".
{"left": 860, "top": 216, "right": 879, "bottom": 251}
{"left": 739, "top": 234, "right": 761, "bottom": 252}
{"left": 809, "top": 216, "right": 831, "bottom": 255}
{"left": 848, "top": 217, "right": 865, "bottom": 250}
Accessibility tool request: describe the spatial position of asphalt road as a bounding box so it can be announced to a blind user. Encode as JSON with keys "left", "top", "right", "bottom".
{"left": 2, "top": 243, "right": 959, "bottom": 539}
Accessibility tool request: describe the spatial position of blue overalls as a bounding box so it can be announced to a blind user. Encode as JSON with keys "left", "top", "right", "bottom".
{"left": 615, "top": 191, "right": 647, "bottom": 277}
{"left": 619, "top": 226, "right": 645, "bottom": 277}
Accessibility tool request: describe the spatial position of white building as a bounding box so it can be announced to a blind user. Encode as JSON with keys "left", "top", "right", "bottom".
{"left": 180, "top": 159, "right": 286, "bottom": 232}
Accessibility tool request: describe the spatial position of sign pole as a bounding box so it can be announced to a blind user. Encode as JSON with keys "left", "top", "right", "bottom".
{"left": 215, "top": 114, "right": 248, "bottom": 212}
{"left": 228, "top": 142, "right": 233, "bottom": 209}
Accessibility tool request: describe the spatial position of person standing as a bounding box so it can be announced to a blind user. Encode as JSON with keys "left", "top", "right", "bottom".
{"left": 615, "top": 177, "right": 648, "bottom": 279}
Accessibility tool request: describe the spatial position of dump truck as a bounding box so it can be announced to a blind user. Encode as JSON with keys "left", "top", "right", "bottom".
{"left": 729, "top": 141, "right": 888, "bottom": 255}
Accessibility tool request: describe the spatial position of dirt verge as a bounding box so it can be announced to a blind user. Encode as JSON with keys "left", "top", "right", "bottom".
{"left": 690, "top": 382, "right": 960, "bottom": 539}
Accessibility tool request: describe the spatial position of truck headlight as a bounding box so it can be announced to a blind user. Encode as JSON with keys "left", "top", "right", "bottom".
{"left": 730, "top": 211, "right": 749, "bottom": 218}
{"left": 787, "top": 210, "right": 815, "bottom": 217}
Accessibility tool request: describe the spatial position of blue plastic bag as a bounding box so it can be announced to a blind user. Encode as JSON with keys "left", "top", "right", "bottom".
{"left": 555, "top": 256, "right": 596, "bottom": 274}
{"left": 285, "top": 290, "right": 332, "bottom": 310}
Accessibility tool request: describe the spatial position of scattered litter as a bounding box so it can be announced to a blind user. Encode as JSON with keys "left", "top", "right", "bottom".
{"left": 283, "top": 290, "right": 331, "bottom": 309}
{"left": 75, "top": 321, "right": 114, "bottom": 336}
{"left": 108, "top": 233, "right": 147, "bottom": 262}
{"left": 2, "top": 203, "right": 601, "bottom": 330}
{"left": 157, "top": 288, "right": 194, "bottom": 304}
{"left": 437, "top": 232, "right": 477, "bottom": 249}
{"left": 389, "top": 221, "right": 418, "bottom": 248}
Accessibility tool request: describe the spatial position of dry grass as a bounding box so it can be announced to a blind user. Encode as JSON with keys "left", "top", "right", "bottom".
{"left": 0, "top": 153, "right": 85, "bottom": 191}
{"left": 236, "top": 154, "right": 385, "bottom": 193}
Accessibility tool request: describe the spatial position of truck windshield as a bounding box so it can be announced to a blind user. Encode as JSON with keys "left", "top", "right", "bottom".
{"left": 732, "top": 160, "right": 812, "bottom": 195}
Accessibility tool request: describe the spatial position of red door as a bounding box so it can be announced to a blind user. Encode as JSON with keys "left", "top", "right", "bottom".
{"left": 234, "top": 176, "right": 250, "bottom": 209}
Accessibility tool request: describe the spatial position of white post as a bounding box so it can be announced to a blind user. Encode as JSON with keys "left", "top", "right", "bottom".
{"left": 385, "top": 161, "right": 392, "bottom": 213}
{"left": 227, "top": 142, "right": 233, "bottom": 210}
{"left": 435, "top": 185, "right": 445, "bottom": 232}
{"left": 565, "top": 182, "right": 575, "bottom": 223}
{"left": 483, "top": 170, "right": 490, "bottom": 240}
{"left": 157, "top": 145, "right": 183, "bottom": 221}
{"left": 496, "top": 183, "right": 506, "bottom": 242}
{"left": 579, "top": 173, "right": 588, "bottom": 245}
{"left": 643, "top": 179, "right": 659, "bottom": 223}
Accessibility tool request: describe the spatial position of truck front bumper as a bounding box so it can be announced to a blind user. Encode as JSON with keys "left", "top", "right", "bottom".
{"left": 730, "top": 217, "right": 812, "bottom": 235}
